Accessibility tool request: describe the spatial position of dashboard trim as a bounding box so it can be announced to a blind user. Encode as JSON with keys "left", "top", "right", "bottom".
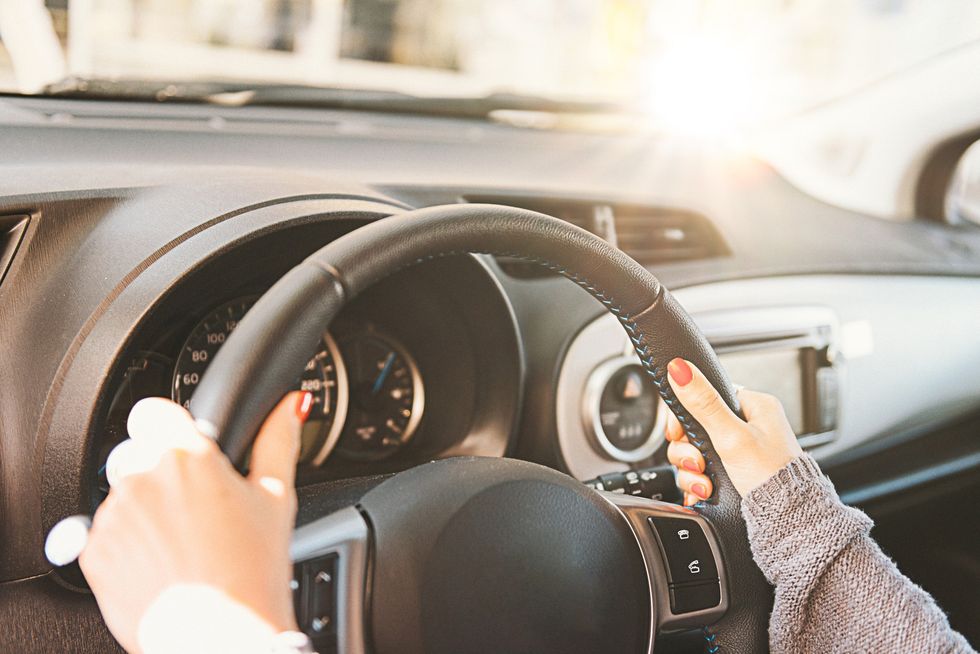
{"left": 839, "top": 452, "right": 980, "bottom": 506}
{"left": 34, "top": 198, "right": 397, "bottom": 472}
{"left": 34, "top": 199, "right": 400, "bottom": 579}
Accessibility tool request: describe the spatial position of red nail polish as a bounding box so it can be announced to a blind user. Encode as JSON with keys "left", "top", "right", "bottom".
{"left": 681, "top": 458, "right": 700, "bottom": 473}
{"left": 691, "top": 482, "right": 709, "bottom": 499}
{"left": 295, "top": 392, "right": 313, "bottom": 424}
{"left": 668, "top": 358, "right": 693, "bottom": 386}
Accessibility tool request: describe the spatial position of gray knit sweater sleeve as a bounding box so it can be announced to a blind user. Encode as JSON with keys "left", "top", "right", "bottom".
{"left": 740, "top": 454, "right": 975, "bottom": 654}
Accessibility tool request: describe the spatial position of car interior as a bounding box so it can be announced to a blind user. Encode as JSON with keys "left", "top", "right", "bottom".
{"left": 1, "top": 2, "right": 979, "bottom": 653}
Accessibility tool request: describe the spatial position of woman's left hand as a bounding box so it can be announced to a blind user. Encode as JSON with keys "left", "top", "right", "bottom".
{"left": 662, "top": 358, "right": 803, "bottom": 505}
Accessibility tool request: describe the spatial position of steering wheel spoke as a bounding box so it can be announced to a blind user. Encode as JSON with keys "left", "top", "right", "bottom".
{"left": 603, "top": 492, "right": 729, "bottom": 633}
{"left": 290, "top": 506, "right": 370, "bottom": 654}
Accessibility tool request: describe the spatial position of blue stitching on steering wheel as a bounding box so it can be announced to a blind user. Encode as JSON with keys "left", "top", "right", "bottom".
{"left": 409, "top": 249, "right": 724, "bottom": 653}
{"left": 409, "top": 250, "right": 714, "bottom": 458}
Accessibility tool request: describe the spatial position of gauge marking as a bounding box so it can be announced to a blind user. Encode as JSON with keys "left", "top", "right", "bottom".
{"left": 171, "top": 296, "right": 349, "bottom": 468}
{"left": 336, "top": 331, "right": 424, "bottom": 461}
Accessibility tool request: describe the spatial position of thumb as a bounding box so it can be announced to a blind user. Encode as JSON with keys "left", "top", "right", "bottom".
{"left": 248, "top": 391, "right": 310, "bottom": 493}
{"left": 666, "top": 358, "right": 745, "bottom": 441}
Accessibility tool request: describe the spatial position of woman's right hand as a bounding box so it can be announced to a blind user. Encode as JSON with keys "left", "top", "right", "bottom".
{"left": 662, "top": 357, "right": 804, "bottom": 505}
{"left": 80, "top": 393, "right": 308, "bottom": 653}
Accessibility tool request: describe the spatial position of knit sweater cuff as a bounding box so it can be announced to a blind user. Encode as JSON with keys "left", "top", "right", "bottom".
{"left": 740, "top": 454, "right": 873, "bottom": 586}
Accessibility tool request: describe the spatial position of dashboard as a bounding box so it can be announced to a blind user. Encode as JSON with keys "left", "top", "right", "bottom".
{"left": 1, "top": 95, "right": 980, "bottom": 652}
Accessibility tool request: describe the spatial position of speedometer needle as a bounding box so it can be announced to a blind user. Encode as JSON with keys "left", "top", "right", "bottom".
{"left": 371, "top": 352, "right": 396, "bottom": 395}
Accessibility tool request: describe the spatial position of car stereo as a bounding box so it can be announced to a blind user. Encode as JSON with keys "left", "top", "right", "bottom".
{"left": 701, "top": 306, "right": 839, "bottom": 448}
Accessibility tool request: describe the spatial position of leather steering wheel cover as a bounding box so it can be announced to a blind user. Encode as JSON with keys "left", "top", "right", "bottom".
{"left": 645, "top": 292, "right": 774, "bottom": 653}
{"left": 189, "top": 203, "right": 770, "bottom": 653}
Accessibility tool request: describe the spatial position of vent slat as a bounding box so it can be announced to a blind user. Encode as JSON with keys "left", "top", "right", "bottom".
{"left": 614, "top": 205, "right": 724, "bottom": 265}
{"left": 461, "top": 196, "right": 726, "bottom": 278}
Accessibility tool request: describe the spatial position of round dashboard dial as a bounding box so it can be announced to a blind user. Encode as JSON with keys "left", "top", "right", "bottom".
{"left": 172, "top": 297, "right": 348, "bottom": 466}
{"left": 335, "top": 330, "right": 424, "bottom": 460}
{"left": 582, "top": 356, "right": 666, "bottom": 462}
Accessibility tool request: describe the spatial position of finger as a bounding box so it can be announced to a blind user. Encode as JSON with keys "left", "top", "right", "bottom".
{"left": 666, "top": 358, "right": 745, "bottom": 439}
{"left": 738, "top": 389, "right": 776, "bottom": 421}
{"left": 248, "top": 391, "right": 309, "bottom": 493}
{"left": 45, "top": 515, "right": 92, "bottom": 567}
{"left": 664, "top": 410, "right": 689, "bottom": 443}
{"left": 683, "top": 492, "right": 697, "bottom": 507}
{"left": 115, "top": 398, "right": 214, "bottom": 487}
{"left": 105, "top": 439, "right": 141, "bottom": 488}
{"left": 127, "top": 397, "right": 211, "bottom": 453}
{"left": 739, "top": 389, "right": 794, "bottom": 432}
{"left": 667, "top": 440, "right": 705, "bottom": 474}
{"left": 105, "top": 437, "right": 193, "bottom": 488}
{"left": 676, "top": 468, "right": 713, "bottom": 501}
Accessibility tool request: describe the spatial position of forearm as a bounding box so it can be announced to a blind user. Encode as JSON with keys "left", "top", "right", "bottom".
{"left": 741, "top": 455, "right": 974, "bottom": 653}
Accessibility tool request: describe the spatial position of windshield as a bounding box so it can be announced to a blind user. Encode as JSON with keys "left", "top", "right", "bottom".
{"left": 2, "top": 1, "right": 980, "bottom": 132}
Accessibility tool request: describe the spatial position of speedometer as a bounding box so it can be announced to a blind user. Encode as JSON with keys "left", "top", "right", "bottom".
{"left": 173, "top": 297, "right": 348, "bottom": 466}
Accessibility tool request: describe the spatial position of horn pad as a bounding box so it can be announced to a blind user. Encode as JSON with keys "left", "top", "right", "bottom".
{"left": 359, "top": 457, "right": 651, "bottom": 654}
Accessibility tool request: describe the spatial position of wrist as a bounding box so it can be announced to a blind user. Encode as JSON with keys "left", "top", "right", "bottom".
{"left": 741, "top": 453, "right": 824, "bottom": 509}
{"left": 269, "top": 631, "right": 314, "bottom": 654}
{"left": 137, "top": 584, "right": 298, "bottom": 654}
{"left": 739, "top": 454, "right": 872, "bottom": 585}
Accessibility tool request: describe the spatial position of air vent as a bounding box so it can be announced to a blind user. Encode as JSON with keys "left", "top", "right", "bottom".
{"left": 614, "top": 204, "right": 727, "bottom": 265}
{"left": 0, "top": 215, "right": 29, "bottom": 287}
{"left": 461, "top": 196, "right": 726, "bottom": 278}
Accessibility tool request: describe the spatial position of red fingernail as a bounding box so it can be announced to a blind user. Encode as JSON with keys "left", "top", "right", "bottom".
{"left": 691, "top": 483, "right": 709, "bottom": 499}
{"left": 668, "top": 358, "right": 693, "bottom": 386}
{"left": 295, "top": 392, "right": 313, "bottom": 424}
{"left": 681, "top": 458, "right": 700, "bottom": 473}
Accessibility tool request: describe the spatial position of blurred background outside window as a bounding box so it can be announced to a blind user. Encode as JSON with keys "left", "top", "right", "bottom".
{"left": 1, "top": 0, "right": 980, "bottom": 135}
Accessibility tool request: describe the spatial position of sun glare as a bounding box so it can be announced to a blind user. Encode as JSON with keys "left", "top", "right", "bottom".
{"left": 646, "top": 36, "right": 762, "bottom": 140}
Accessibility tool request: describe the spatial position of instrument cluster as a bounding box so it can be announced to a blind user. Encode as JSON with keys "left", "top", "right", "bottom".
{"left": 173, "top": 295, "right": 425, "bottom": 465}
{"left": 89, "top": 219, "right": 522, "bottom": 499}
{"left": 96, "top": 295, "right": 427, "bottom": 495}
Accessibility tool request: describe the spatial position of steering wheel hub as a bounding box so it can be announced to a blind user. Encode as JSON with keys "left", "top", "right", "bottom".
{"left": 359, "top": 457, "right": 650, "bottom": 654}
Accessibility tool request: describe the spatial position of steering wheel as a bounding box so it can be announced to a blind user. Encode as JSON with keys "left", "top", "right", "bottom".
{"left": 189, "top": 204, "right": 772, "bottom": 654}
